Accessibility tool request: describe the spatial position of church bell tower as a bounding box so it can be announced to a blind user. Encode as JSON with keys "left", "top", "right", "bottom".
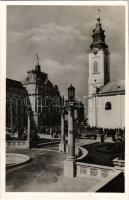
{"left": 88, "top": 11, "right": 110, "bottom": 97}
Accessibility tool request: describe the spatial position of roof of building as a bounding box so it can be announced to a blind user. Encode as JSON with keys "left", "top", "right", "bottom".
{"left": 23, "top": 66, "right": 48, "bottom": 85}
{"left": 98, "top": 80, "right": 125, "bottom": 95}
{"left": 24, "top": 70, "right": 36, "bottom": 84}
{"left": 6, "top": 78, "right": 26, "bottom": 91}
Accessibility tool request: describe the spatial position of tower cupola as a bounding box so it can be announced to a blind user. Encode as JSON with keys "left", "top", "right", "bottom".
{"left": 90, "top": 11, "right": 108, "bottom": 51}
{"left": 88, "top": 10, "right": 110, "bottom": 97}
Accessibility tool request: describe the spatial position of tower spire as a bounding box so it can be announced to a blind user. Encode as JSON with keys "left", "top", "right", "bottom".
{"left": 37, "top": 53, "right": 39, "bottom": 65}
{"left": 95, "top": 9, "right": 102, "bottom": 31}
{"left": 35, "top": 53, "right": 41, "bottom": 71}
{"left": 97, "top": 9, "right": 100, "bottom": 19}
{"left": 90, "top": 10, "right": 108, "bottom": 51}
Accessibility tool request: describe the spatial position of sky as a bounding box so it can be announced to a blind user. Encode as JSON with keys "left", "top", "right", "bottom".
{"left": 7, "top": 5, "right": 125, "bottom": 100}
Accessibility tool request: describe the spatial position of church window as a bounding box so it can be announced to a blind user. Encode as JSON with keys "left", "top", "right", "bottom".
{"left": 93, "top": 61, "right": 98, "bottom": 73}
{"left": 105, "top": 102, "right": 111, "bottom": 110}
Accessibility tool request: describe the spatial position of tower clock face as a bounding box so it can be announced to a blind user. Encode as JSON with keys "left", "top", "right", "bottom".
{"left": 92, "top": 48, "right": 98, "bottom": 55}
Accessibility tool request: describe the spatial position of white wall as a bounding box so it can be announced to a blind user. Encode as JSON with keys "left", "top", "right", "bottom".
{"left": 88, "top": 50, "right": 105, "bottom": 97}
{"left": 88, "top": 97, "right": 96, "bottom": 127}
{"left": 88, "top": 94, "right": 125, "bottom": 129}
{"left": 97, "top": 94, "right": 125, "bottom": 128}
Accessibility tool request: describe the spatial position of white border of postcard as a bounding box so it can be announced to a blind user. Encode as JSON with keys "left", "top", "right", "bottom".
{"left": 0, "top": 1, "right": 128, "bottom": 200}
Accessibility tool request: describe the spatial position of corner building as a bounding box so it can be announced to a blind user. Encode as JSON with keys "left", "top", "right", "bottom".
{"left": 6, "top": 60, "right": 61, "bottom": 134}
{"left": 23, "top": 61, "right": 61, "bottom": 130}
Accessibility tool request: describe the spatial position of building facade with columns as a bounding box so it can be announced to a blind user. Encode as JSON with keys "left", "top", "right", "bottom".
{"left": 6, "top": 78, "right": 28, "bottom": 133}
{"left": 88, "top": 16, "right": 125, "bottom": 129}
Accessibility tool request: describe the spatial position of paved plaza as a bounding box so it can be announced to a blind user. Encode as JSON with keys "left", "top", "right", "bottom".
{"left": 6, "top": 138, "right": 115, "bottom": 192}
{"left": 6, "top": 147, "right": 99, "bottom": 192}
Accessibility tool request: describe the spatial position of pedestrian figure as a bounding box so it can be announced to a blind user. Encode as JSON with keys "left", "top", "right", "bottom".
{"left": 101, "top": 129, "right": 104, "bottom": 143}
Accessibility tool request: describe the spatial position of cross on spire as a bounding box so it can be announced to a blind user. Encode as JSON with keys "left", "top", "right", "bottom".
{"left": 97, "top": 9, "right": 101, "bottom": 19}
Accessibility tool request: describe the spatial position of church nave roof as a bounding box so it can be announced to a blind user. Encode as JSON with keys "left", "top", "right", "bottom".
{"left": 98, "top": 80, "right": 125, "bottom": 95}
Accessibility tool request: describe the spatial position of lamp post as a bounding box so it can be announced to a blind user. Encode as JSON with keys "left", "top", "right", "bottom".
{"left": 10, "top": 99, "right": 13, "bottom": 136}
{"left": 59, "top": 96, "right": 66, "bottom": 152}
{"left": 68, "top": 84, "right": 75, "bottom": 101}
{"left": 67, "top": 106, "right": 75, "bottom": 159}
{"left": 64, "top": 84, "right": 76, "bottom": 177}
{"left": 59, "top": 109, "right": 66, "bottom": 152}
{"left": 27, "top": 108, "right": 32, "bottom": 149}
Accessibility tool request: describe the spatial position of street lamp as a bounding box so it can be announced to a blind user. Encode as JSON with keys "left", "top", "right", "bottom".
{"left": 59, "top": 96, "right": 66, "bottom": 152}
{"left": 64, "top": 84, "right": 76, "bottom": 177}
{"left": 68, "top": 84, "right": 75, "bottom": 101}
{"left": 27, "top": 107, "right": 32, "bottom": 148}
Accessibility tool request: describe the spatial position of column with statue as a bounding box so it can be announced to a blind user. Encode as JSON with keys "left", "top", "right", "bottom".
{"left": 59, "top": 107, "right": 66, "bottom": 152}
{"left": 64, "top": 84, "right": 76, "bottom": 177}
{"left": 27, "top": 108, "right": 32, "bottom": 148}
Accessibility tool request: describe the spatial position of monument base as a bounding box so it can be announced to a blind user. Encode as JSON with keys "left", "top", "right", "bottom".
{"left": 59, "top": 143, "right": 66, "bottom": 152}
{"left": 64, "top": 159, "right": 76, "bottom": 177}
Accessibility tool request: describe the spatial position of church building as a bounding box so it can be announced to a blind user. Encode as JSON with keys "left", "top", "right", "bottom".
{"left": 88, "top": 15, "right": 125, "bottom": 129}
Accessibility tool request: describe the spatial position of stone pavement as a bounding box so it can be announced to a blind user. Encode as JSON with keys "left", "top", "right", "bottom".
{"left": 6, "top": 148, "right": 99, "bottom": 192}
{"left": 6, "top": 137, "right": 114, "bottom": 192}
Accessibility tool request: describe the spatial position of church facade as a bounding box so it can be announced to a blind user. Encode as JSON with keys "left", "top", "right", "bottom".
{"left": 88, "top": 16, "right": 125, "bottom": 129}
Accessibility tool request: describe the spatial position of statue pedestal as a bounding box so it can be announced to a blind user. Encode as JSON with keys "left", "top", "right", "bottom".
{"left": 26, "top": 140, "right": 30, "bottom": 149}
{"left": 59, "top": 143, "right": 66, "bottom": 152}
{"left": 64, "top": 159, "right": 76, "bottom": 177}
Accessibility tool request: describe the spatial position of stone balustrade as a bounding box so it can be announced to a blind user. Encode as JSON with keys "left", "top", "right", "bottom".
{"left": 87, "top": 170, "right": 123, "bottom": 192}
{"left": 6, "top": 140, "right": 29, "bottom": 149}
{"left": 76, "top": 162, "right": 117, "bottom": 179}
{"left": 113, "top": 158, "right": 125, "bottom": 167}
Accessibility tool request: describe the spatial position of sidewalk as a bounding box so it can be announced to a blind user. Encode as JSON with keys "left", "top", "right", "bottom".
{"left": 75, "top": 137, "right": 114, "bottom": 147}
{"left": 6, "top": 149, "right": 100, "bottom": 192}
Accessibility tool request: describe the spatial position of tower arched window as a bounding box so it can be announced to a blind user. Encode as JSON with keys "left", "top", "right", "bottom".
{"left": 105, "top": 102, "right": 111, "bottom": 110}
{"left": 93, "top": 60, "right": 98, "bottom": 73}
